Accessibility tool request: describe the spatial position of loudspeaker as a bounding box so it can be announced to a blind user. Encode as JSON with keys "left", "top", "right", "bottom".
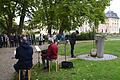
{"left": 61, "top": 61, "right": 73, "bottom": 69}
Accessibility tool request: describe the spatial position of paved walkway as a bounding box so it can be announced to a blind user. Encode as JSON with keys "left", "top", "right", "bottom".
{"left": 0, "top": 45, "right": 75, "bottom": 80}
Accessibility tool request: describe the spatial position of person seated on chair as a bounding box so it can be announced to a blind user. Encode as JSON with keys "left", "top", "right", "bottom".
{"left": 13, "top": 36, "right": 33, "bottom": 79}
{"left": 41, "top": 39, "right": 58, "bottom": 69}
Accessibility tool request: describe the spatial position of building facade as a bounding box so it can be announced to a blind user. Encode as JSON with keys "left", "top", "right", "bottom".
{"left": 78, "top": 11, "right": 119, "bottom": 34}
{"left": 98, "top": 11, "right": 119, "bottom": 34}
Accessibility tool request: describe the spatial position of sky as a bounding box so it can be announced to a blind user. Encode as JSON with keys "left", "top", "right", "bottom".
{"left": 105, "top": 0, "right": 120, "bottom": 17}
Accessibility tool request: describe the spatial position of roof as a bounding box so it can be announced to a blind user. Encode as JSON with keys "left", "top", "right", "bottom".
{"left": 106, "top": 11, "right": 119, "bottom": 19}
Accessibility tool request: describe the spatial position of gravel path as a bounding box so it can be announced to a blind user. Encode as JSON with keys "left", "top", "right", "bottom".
{"left": 0, "top": 45, "right": 75, "bottom": 80}
{"left": 0, "top": 47, "right": 17, "bottom": 80}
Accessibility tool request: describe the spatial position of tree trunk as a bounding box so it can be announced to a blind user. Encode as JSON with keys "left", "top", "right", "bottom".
{"left": 18, "top": 6, "right": 26, "bottom": 34}
{"left": 6, "top": 15, "right": 13, "bottom": 35}
{"left": 59, "top": 26, "right": 64, "bottom": 34}
{"left": 18, "top": 15, "right": 25, "bottom": 34}
{"left": 48, "top": 26, "right": 52, "bottom": 35}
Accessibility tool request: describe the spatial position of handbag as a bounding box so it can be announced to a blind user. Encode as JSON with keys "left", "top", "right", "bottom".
{"left": 61, "top": 61, "right": 73, "bottom": 69}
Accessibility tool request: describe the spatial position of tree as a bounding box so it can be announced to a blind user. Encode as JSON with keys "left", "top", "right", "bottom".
{"left": 15, "top": 0, "right": 41, "bottom": 34}
{"left": 31, "top": 0, "right": 59, "bottom": 35}
{"left": 0, "top": 16, "right": 5, "bottom": 34}
{"left": 31, "top": 0, "right": 110, "bottom": 35}
{"left": 57, "top": 0, "right": 110, "bottom": 33}
{"left": 0, "top": 0, "right": 41, "bottom": 34}
{"left": 86, "top": 0, "right": 110, "bottom": 32}
{"left": 0, "top": 0, "right": 18, "bottom": 34}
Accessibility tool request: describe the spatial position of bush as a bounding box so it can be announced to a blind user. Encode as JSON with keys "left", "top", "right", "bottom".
{"left": 65, "top": 32, "right": 94, "bottom": 41}
{"left": 76, "top": 32, "right": 94, "bottom": 40}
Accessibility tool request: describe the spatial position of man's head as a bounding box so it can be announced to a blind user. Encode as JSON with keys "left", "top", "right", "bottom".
{"left": 21, "top": 36, "right": 28, "bottom": 43}
{"left": 75, "top": 30, "right": 79, "bottom": 35}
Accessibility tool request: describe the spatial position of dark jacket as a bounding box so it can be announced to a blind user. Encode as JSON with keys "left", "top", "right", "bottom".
{"left": 15, "top": 42, "right": 33, "bottom": 69}
{"left": 0, "top": 35, "right": 2, "bottom": 47}
{"left": 69, "top": 32, "right": 77, "bottom": 44}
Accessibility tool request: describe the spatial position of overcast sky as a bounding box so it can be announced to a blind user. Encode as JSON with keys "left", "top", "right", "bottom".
{"left": 105, "top": 0, "right": 120, "bottom": 17}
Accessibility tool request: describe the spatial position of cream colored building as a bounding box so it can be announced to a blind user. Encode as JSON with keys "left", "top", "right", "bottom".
{"left": 77, "top": 11, "right": 119, "bottom": 34}
{"left": 98, "top": 11, "right": 119, "bottom": 34}
{"left": 77, "top": 21, "right": 92, "bottom": 33}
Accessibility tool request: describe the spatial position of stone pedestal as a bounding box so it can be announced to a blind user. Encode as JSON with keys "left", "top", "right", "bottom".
{"left": 95, "top": 35, "right": 104, "bottom": 58}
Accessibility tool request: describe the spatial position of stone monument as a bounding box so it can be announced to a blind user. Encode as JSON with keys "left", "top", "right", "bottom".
{"left": 95, "top": 34, "right": 105, "bottom": 58}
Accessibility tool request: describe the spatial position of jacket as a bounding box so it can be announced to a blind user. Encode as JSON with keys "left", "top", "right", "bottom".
{"left": 69, "top": 32, "right": 77, "bottom": 44}
{"left": 47, "top": 43, "right": 58, "bottom": 60}
{"left": 15, "top": 42, "right": 33, "bottom": 69}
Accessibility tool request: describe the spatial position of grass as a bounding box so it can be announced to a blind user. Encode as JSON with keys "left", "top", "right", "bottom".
{"left": 32, "top": 59, "right": 120, "bottom": 80}
{"left": 13, "top": 40, "right": 120, "bottom": 80}
{"left": 58, "top": 41, "right": 94, "bottom": 56}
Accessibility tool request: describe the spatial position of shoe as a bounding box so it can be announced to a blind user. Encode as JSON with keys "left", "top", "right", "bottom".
{"left": 43, "top": 67, "right": 46, "bottom": 69}
{"left": 43, "top": 67, "right": 48, "bottom": 70}
{"left": 71, "top": 56, "right": 76, "bottom": 58}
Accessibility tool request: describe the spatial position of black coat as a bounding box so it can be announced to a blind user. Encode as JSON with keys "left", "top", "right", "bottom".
{"left": 0, "top": 35, "right": 2, "bottom": 47}
{"left": 69, "top": 32, "right": 77, "bottom": 44}
{"left": 15, "top": 42, "right": 33, "bottom": 69}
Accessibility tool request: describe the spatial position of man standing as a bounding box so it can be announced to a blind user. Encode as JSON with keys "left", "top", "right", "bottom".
{"left": 9, "top": 33, "right": 14, "bottom": 47}
{"left": 13, "top": 36, "right": 33, "bottom": 79}
{"left": 0, "top": 34, "right": 3, "bottom": 48}
{"left": 41, "top": 39, "right": 58, "bottom": 69}
{"left": 69, "top": 30, "right": 79, "bottom": 58}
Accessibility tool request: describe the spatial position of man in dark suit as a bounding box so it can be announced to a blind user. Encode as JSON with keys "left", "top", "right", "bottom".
{"left": 69, "top": 30, "right": 79, "bottom": 58}
{"left": 0, "top": 34, "right": 2, "bottom": 48}
{"left": 9, "top": 34, "right": 14, "bottom": 47}
{"left": 13, "top": 36, "right": 33, "bottom": 79}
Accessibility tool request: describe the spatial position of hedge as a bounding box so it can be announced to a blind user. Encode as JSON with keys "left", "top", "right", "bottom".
{"left": 65, "top": 32, "right": 95, "bottom": 41}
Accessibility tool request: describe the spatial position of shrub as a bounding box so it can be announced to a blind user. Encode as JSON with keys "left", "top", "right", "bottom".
{"left": 65, "top": 32, "right": 94, "bottom": 41}
{"left": 76, "top": 32, "right": 94, "bottom": 40}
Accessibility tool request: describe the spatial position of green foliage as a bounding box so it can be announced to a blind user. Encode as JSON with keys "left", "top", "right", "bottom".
{"left": 77, "top": 32, "right": 94, "bottom": 40}
{"left": 0, "top": 0, "right": 41, "bottom": 34}
{"left": 0, "top": 0, "right": 18, "bottom": 34}
{"left": 15, "top": 0, "right": 41, "bottom": 34}
{"left": 30, "top": 0, "right": 60, "bottom": 34}
{"left": 65, "top": 32, "right": 94, "bottom": 41}
{"left": 86, "top": 0, "right": 110, "bottom": 29}
{"left": 0, "top": 0, "right": 110, "bottom": 34}
{"left": 0, "top": 17, "right": 5, "bottom": 33}
{"left": 31, "top": 0, "right": 110, "bottom": 34}
{"left": 0, "top": 0, "right": 1, "bottom": 12}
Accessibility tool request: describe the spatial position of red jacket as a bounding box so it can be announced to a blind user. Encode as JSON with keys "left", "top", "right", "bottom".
{"left": 47, "top": 43, "right": 58, "bottom": 60}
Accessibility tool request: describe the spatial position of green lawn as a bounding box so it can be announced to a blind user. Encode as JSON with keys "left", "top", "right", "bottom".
{"left": 58, "top": 41, "right": 94, "bottom": 56}
{"left": 15, "top": 40, "right": 120, "bottom": 80}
